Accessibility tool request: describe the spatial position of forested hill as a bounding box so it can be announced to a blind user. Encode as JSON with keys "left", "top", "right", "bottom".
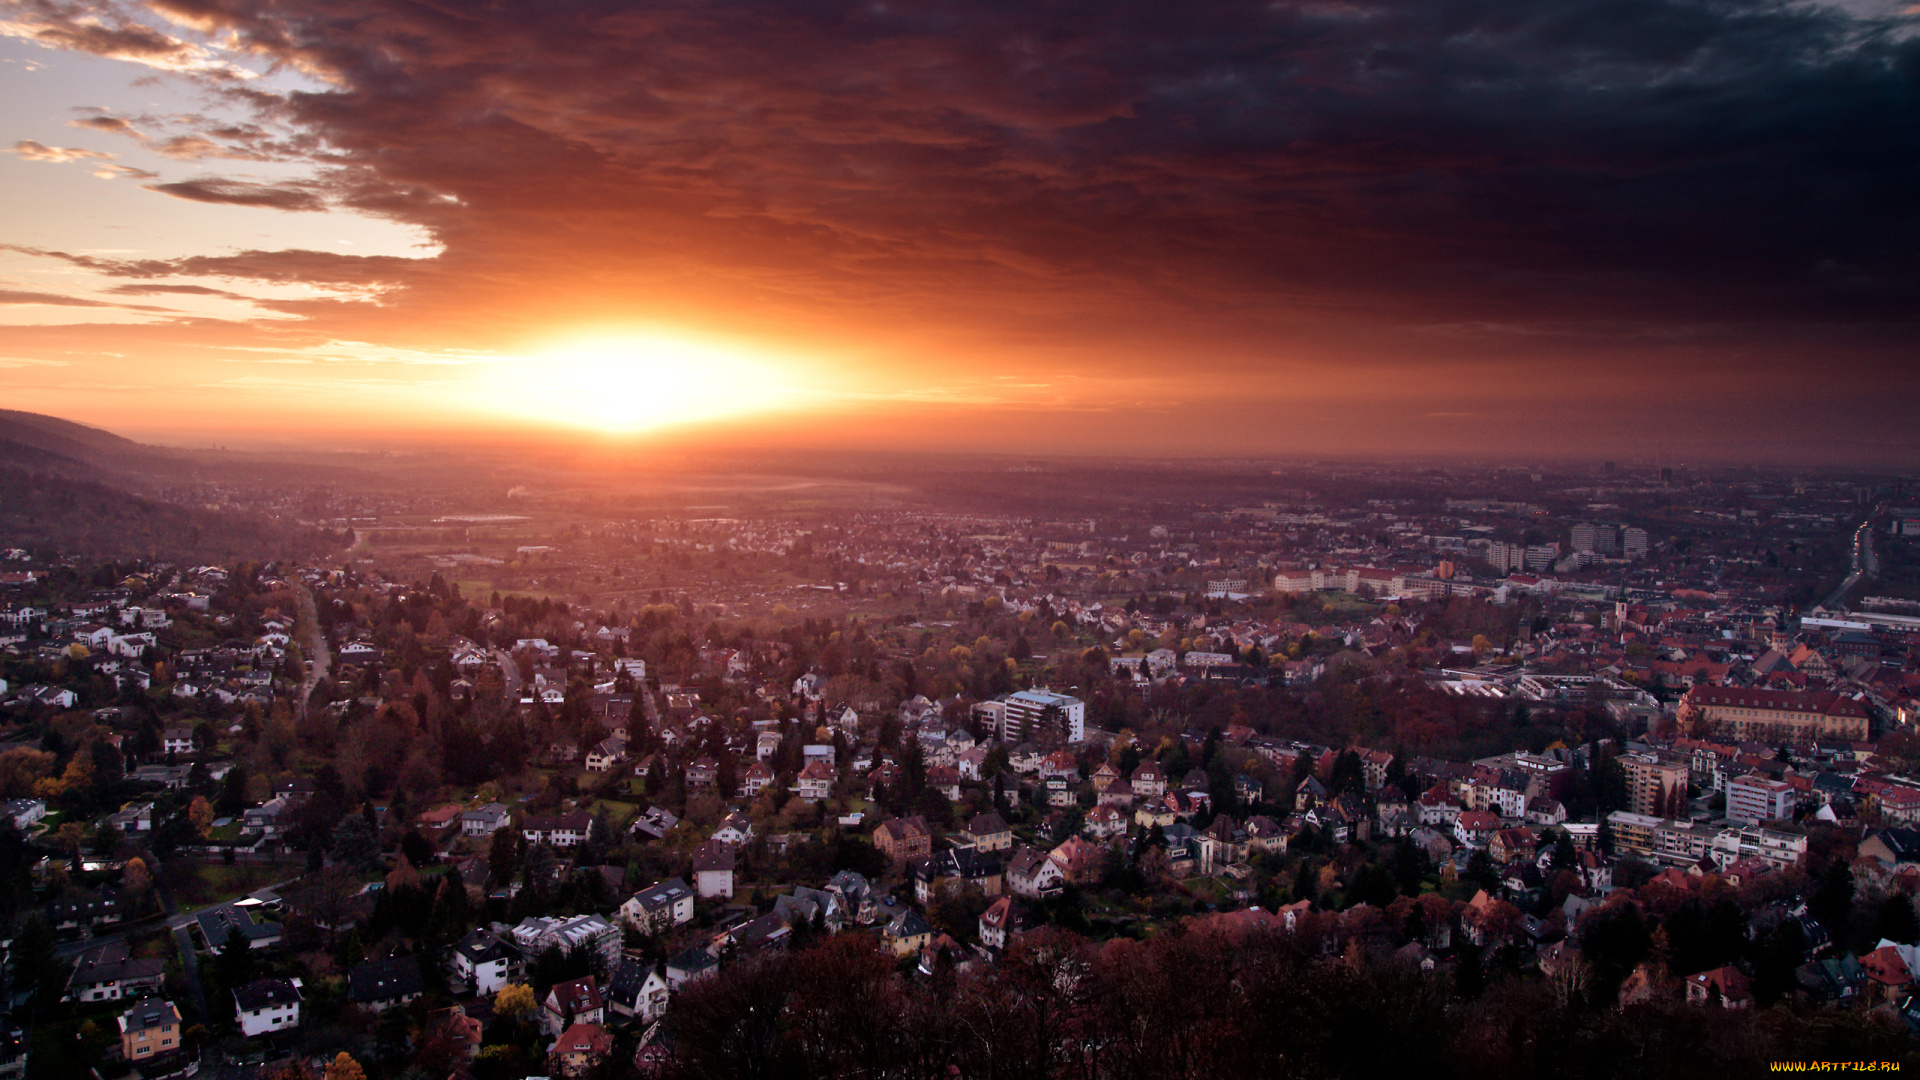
{"left": 0, "top": 466, "right": 345, "bottom": 562}
{"left": 0, "top": 409, "right": 195, "bottom": 481}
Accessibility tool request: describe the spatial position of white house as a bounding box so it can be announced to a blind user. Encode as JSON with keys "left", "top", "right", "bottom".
{"left": 0, "top": 799, "right": 46, "bottom": 830}
{"left": 618, "top": 878, "right": 695, "bottom": 935}
{"left": 608, "top": 961, "right": 671, "bottom": 1023}
{"left": 233, "top": 978, "right": 302, "bottom": 1038}
{"left": 448, "top": 929, "right": 520, "bottom": 996}
{"left": 460, "top": 803, "right": 512, "bottom": 836}
{"left": 1005, "top": 847, "right": 1066, "bottom": 899}
{"left": 692, "top": 842, "right": 736, "bottom": 899}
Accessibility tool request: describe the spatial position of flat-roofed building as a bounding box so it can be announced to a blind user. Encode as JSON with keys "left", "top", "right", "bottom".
{"left": 1621, "top": 753, "right": 1690, "bottom": 818}
{"left": 998, "top": 690, "right": 1085, "bottom": 745}
{"left": 1728, "top": 774, "right": 1794, "bottom": 827}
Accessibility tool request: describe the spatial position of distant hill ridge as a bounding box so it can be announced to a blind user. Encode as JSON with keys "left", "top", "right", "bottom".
{"left": 0, "top": 409, "right": 191, "bottom": 480}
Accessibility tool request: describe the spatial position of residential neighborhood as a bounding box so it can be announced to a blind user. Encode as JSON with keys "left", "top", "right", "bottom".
{"left": 0, "top": 461, "right": 1917, "bottom": 1076}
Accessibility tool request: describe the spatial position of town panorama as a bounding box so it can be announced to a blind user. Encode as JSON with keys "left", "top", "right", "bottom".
{"left": 2, "top": 426, "right": 1919, "bottom": 1078}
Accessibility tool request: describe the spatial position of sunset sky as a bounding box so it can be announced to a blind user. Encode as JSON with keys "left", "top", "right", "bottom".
{"left": 2, "top": 0, "right": 1916, "bottom": 462}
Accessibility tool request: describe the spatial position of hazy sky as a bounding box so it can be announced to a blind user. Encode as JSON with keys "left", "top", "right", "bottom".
{"left": 2, "top": 0, "right": 1917, "bottom": 463}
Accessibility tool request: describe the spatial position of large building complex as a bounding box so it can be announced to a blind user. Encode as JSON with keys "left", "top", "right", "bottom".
{"left": 1679, "top": 686, "right": 1871, "bottom": 742}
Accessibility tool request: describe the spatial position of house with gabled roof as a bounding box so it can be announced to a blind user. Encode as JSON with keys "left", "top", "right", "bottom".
{"left": 1684, "top": 965, "right": 1754, "bottom": 1008}
{"left": 66, "top": 939, "right": 165, "bottom": 1003}
{"left": 233, "top": 977, "right": 302, "bottom": 1038}
{"left": 194, "top": 901, "right": 282, "bottom": 953}
{"left": 606, "top": 957, "right": 671, "bottom": 1022}
{"left": 1863, "top": 944, "right": 1914, "bottom": 1003}
{"left": 117, "top": 998, "right": 181, "bottom": 1062}
{"left": 692, "top": 842, "right": 736, "bottom": 899}
{"left": 347, "top": 956, "right": 424, "bottom": 1012}
{"left": 712, "top": 810, "right": 754, "bottom": 847}
{"left": 979, "top": 895, "right": 1020, "bottom": 950}
{"left": 1084, "top": 804, "right": 1127, "bottom": 840}
{"left": 1048, "top": 835, "right": 1105, "bottom": 885}
{"left": 883, "top": 908, "right": 934, "bottom": 957}
{"left": 956, "top": 811, "right": 1011, "bottom": 852}
{"left": 1006, "top": 845, "right": 1066, "bottom": 899}
{"left": 910, "top": 847, "right": 1003, "bottom": 904}
{"left": 739, "top": 760, "right": 774, "bottom": 798}
{"left": 620, "top": 878, "right": 695, "bottom": 935}
{"left": 542, "top": 975, "right": 605, "bottom": 1037}
{"left": 447, "top": 928, "right": 521, "bottom": 996}
{"left": 550, "top": 1021, "right": 613, "bottom": 1077}
{"left": 872, "top": 815, "right": 932, "bottom": 867}
{"left": 1131, "top": 761, "right": 1167, "bottom": 797}
{"left": 795, "top": 759, "right": 836, "bottom": 801}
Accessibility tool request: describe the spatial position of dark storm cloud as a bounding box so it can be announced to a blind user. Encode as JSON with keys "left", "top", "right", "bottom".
{"left": 0, "top": 0, "right": 1904, "bottom": 382}
{"left": 74, "top": 0, "right": 1920, "bottom": 350}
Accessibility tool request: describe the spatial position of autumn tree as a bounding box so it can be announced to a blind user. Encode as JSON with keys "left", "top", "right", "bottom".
{"left": 0, "top": 749, "right": 57, "bottom": 799}
{"left": 322, "top": 1052, "right": 365, "bottom": 1080}
{"left": 495, "top": 983, "right": 536, "bottom": 1023}
{"left": 188, "top": 796, "right": 215, "bottom": 838}
{"left": 123, "top": 856, "right": 152, "bottom": 894}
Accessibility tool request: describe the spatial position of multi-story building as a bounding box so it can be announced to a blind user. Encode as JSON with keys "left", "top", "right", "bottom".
{"left": 233, "top": 978, "right": 303, "bottom": 1038}
{"left": 997, "top": 689, "right": 1085, "bottom": 744}
{"left": 1623, "top": 527, "right": 1650, "bottom": 558}
{"left": 522, "top": 811, "right": 591, "bottom": 848}
{"left": 347, "top": 956, "right": 425, "bottom": 1012}
{"left": 117, "top": 999, "right": 181, "bottom": 1061}
{"left": 460, "top": 802, "right": 511, "bottom": 836}
{"left": 1680, "top": 686, "right": 1871, "bottom": 742}
{"left": 1711, "top": 825, "right": 1808, "bottom": 869}
{"left": 1272, "top": 569, "right": 1322, "bottom": 594}
{"left": 1524, "top": 544, "right": 1560, "bottom": 572}
{"left": 1880, "top": 785, "right": 1920, "bottom": 827}
{"left": 1727, "top": 774, "right": 1794, "bottom": 827}
{"left": 510, "top": 914, "right": 622, "bottom": 971}
{"left": 1606, "top": 811, "right": 1664, "bottom": 857}
{"left": 1571, "top": 523, "right": 1619, "bottom": 555}
{"left": 619, "top": 878, "right": 695, "bottom": 935}
{"left": 795, "top": 759, "right": 836, "bottom": 801}
{"left": 1621, "top": 753, "right": 1690, "bottom": 818}
{"left": 872, "top": 816, "right": 932, "bottom": 867}
{"left": 448, "top": 929, "right": 522, "bottom": 996}
{"left": 1653, "top": 819, "right": 1720, "bottom": 865}
{"left": 1487, "top": 542, "right": 1525, "bottom": 574}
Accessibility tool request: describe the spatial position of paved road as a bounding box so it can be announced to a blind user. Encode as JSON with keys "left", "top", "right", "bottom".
{"left": 154, "top": 880, "right": 211, "bottom": 1023}
{"left": 157, "top": 876, "right": 304, "bottom": 1023}
{"left": 1813, "top": 512, "right": 1880, "bottom": 613}
{"left": 54, "top": 929, "right": 124, "bottom": 961}
{"left": 171, "top": 924, "right": 209, "bottom": 1021}
{"left": 293, "top": 580, "right": 331, "bottom": 717}
{"left": 493, "top": 647, "right": 523, "bottom": 704}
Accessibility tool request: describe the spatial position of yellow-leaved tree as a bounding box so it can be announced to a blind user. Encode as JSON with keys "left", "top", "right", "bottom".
{"left": 188, "top": 796, "right": 214, "bottom": 838}
{"left": 323, "top": 1052, "right": 365, "bottom": 1080}
{"left": 495, "top": 983, "right": 536, "bottom": 1022}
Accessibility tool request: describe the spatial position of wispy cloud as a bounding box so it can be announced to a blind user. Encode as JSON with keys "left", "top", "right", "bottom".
{"left": 9, "top": 139, "right": 111, "bottom": 163}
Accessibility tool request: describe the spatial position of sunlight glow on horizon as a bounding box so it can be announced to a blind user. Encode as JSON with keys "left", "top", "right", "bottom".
{"left": 473, "top": 333, "right": 812, "bottom": 434}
